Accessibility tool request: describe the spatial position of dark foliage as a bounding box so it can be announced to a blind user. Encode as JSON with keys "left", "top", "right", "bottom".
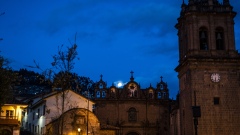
{"left": 0, "top": 55, "right": 17, "bottom": 107}
{"left": 14, "top": 69, "right": 52, "bottom": 95}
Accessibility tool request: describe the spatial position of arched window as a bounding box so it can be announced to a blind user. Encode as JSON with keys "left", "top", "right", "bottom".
{"left": 157, "top": 92, "right": 161, "bottom": 99}
{"left": 96, "top": 91, "right": 100, "bottom": 98}
{"left": 163, "top": 92, "right": 167, "bottom": 99}
{"left": 102, "top": 91, "right": 106, "bottom": 98}
{"left": 149, "top": 89, "right": 154, "bottom": 99}
{"left": 215, "top": 27, "right": 224, "bottom": 50}
{"left": 160, "top": 84, "right": 164, "bottom": 90}
{"left": 199, "top": 27, "right": 208, "bottom": 50}
{"left": 99, "top": 83, "right": 103, "bottom": 89}
{"left": 110, "top": 88, "right": 116, "bottom": 98}
{"left": 128, "top": 107, "right": 137, "bottom": 122}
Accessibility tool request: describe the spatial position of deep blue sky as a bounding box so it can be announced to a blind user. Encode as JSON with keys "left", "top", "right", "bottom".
{"left": 0, "top": 0, "right": 239, "bottom": 98}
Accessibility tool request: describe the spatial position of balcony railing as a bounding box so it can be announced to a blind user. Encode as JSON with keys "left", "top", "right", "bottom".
{"left": 0, "top": 116, "right": 19, "bottom": 125}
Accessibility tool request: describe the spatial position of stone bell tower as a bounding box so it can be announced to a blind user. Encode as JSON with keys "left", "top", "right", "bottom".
{"left": 175, "top": 0, "right": 240, "bottom": 135}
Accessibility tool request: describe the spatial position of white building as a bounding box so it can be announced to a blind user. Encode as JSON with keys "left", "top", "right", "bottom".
{"left": 22, "top": 90, "right": 94, "bottom": 135}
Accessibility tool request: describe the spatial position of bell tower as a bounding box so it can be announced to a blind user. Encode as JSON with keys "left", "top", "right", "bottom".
{"left": 175, "top": 0, "right": 240, "bottom": 135}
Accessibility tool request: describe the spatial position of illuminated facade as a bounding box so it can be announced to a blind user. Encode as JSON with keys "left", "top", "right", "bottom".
{"left": 0, "top": 102, "right": 27, "bottom": 135}
{"left": 22, "top": 90, "right": 95, "bottom": 135}
{"left": 175, "top": 0, "right": 240, "bottom": 134}
{"left": 45, "top": 108, "right": 119, "bottom": 135}
{"left": 93, "top": 73, "right": 170, "bottom": 135}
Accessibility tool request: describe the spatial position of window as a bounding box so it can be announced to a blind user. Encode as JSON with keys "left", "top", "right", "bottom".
{"left": 128, "top": 107, "right": 137, "bottom": 122}
{"left": 78, "top": 117, "right": 85, "bottom": 124}
{"left": 75, "top": 115, "right": 85, "bottom": 125}
{"left": 199, "top": 27, "right": 208, "bottom": 50}
{"left": 160, "top": 84, "right": 164, "bottom": 90}
{"left": 102, "top": 91, "right": 106, "bottom": 98}
{"left": 149, "top": 93, "right": 153, "bottom": 99}
{"left": 29, "top": 123, "right": 31, "bottom": 132}
{"left": 110, "top": 88, "right": 116, "bottom": 98}
{"left": 96, "top": 91, "right": 100, "bottom": 98}
{"left": 33, "top": 112, "right": 35, "bottom": 120}
{"left": 37, "top": 109, "right": 40, "bottom": 118}
{"left": 37, "top": 125, "right": 39, "bottom": 134}
{"left": 215, "top": 27, "right": 224, "bottom": 50}
{"left": 43, "top": 105, "right": 46, "bottom": 115}
{"left": 149, "top": 89, "right": 154, "bottom": 99}
{"left": 214, "top": 97, "right": 220, "bottom": 105}
{"left": 99, "top": 83, "right": 103, "bottom": 89}
{"left": 25, "top": 122, "right": 28, "bottom": 129}
{"left": 6, "top": 110, "right": 14, "bottom": 119}
{"left": 157, "top": 92, "right": 161, "bottom": 99}
{"left": 163, "top": 92, "right": 167, "bottom": 99}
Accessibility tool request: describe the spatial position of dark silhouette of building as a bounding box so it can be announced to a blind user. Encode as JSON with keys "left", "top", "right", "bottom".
{"left": 93, "top": 72, "right": 170, "bottom": 135}
{"left": 175, "top": 0, "right": 240, "bottom": 134}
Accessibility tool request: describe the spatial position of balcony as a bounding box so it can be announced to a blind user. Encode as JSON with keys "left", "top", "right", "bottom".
{"left": 0, "top": 116, "right": 19, "bottom": 125}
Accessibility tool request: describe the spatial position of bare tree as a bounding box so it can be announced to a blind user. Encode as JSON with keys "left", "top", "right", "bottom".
{"left": 30, "top": 34, "right": 95, "bottom": 135}
{"left": 40, "top": 34, "right": 79, "bottom": 135}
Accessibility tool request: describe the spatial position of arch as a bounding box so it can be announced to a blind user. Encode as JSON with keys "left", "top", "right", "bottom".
{"left": 110, "top": 87, "right": 116, "bottom": 98}
{"left": 46, "top": 108, "right": 100, "bottom": 135}
{"left": 199, "top": 27, "right": 209, "bottom": 50}
{"left": 148, "top": 89, "right": 154, "bottom": 99}
{"left": 215, "top": 27, "right": 225, "bottom": 50}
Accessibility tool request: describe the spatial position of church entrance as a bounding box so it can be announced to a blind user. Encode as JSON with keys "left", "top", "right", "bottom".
{"left": 126, "top": 132, "right": 140, "bottom": 135}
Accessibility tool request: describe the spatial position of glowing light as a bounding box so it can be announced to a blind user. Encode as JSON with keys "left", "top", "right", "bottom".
{"left": 117, "top": 82, "right": 123, "bottom": 87}
{"left": 114, "top": 81, "right": 126, "bottom": 88}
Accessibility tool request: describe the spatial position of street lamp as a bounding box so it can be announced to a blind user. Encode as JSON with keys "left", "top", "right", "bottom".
{"left": 78, "top": 128, "right": 81, "bottom": 135}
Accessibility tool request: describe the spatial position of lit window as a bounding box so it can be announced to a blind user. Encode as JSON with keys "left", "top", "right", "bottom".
{"left": 37, "top": 109, "right": 40, "bottom": 118}
{"left": 6, "top": 110, "right": 14, "bottom": 119}
{"left": 149, "top": 89, "right": 154, "bottom": 99}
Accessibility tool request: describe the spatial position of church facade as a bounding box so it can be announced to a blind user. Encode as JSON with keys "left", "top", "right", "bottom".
{"left": 93, "top": 73, "right": 170, "bottom": 135}
{"left": 175, "top": 0, "right": 240, "bottom": 135}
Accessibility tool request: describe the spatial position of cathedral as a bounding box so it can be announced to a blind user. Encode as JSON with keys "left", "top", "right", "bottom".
{"left": 175, "top": 0, "right": 240, "bottom": 135}
{"left": 93, "top": 72, "right": 170, "bottom": 135}
{"left": 93, "top": 0, "right": 240, "bottom": 135}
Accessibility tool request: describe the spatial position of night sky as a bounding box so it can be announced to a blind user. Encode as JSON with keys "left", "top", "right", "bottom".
{"left": 0, "top": 0, "right": 239, "bottom": 98}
